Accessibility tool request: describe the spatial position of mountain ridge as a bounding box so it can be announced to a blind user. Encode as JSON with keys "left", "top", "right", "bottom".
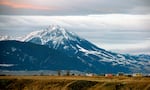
{"left": 0, "top": 25, "right": 150, "bottom": 73}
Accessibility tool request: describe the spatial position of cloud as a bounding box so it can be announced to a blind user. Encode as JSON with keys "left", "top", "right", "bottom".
{"left": 0, "top": 14, "right": 150, "bottom": 54}
{"left": 0, "top": 0, "right": 50, "bottom": 10}
{"left": 98, "top": 40, "right": 150, "bottom": 55}
{"left": 0, "top": 0, "right": 150, "bottom": 15}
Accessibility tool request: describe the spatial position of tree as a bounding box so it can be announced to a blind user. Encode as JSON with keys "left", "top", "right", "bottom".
{"left": 57, "top": 70, "right": 61, "bottom": 76}
{"left": 66, "top": 70, "right": 70, "bottom": 76}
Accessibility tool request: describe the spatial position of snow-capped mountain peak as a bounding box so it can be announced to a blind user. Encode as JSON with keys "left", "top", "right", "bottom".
{"left": 48, "top": 25, "right": 70, "bottom": 40}
{"left": 23, "top": 25, "right": 80, "bottom": 46}
{"left": 48, "top": 25, "right": 62, "bottom": 30}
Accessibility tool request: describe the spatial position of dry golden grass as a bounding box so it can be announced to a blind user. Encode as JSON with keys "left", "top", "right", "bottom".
{"left": 0, "top": 76, "right": 150, "bottom": 90}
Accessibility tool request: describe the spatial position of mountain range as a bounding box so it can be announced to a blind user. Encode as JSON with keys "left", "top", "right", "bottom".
{"left": 0, "top": 25, "right": 150, "bottom": 74}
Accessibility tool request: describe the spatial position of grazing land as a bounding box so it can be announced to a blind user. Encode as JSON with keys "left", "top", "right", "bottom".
{"left": 0, "top": 76, "right": 150, "bottom": 90}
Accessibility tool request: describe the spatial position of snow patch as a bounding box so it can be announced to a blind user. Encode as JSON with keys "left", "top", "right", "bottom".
{"left": 77, "top": 56, "right": 86, "bottom": 64}
{"left": 0, "top": 64, "right": 15, "bottom": 67}
{"left": 76, "top": 44, "right": 100, "bottom": 55}
{"left": 11, "top": 47, "right": 16, "bottom": 52}
{"left": 63, "top": 46, "right": 69, "bottom": 49}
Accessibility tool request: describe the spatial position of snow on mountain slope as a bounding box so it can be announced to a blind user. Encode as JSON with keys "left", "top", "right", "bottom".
{"left": 24, "top": 26, "right": 118, "bottom": 58}
{"left": 22, "top": 25, "right": 150, "bottom": 73}
{"left": 23, "top": 25, "right": 119, "bottom": 60}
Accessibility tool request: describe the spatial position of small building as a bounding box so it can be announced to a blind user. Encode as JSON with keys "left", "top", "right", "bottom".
{"left": 126, "top": 74, "right": 132, "bottom": 77}
{"left": 143, "top": 74, "right": 150, "bottom": 77}
{"left": 117, "top": 72, "right": 124, "bottom": 76}
{"left": 132, "top": 73, "right": 142, "bottom": 77}
{"left": 85, "top": 73, "right": 93, "bottom": 76}
{"left": 105, "top": 74, "right": 113, "bottom": 77}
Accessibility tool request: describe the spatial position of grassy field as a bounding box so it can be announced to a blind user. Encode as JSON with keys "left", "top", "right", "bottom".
{"left": 0, "top": 76, "right": 150, "bottom": 90}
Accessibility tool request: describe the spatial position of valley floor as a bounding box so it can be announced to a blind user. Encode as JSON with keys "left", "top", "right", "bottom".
{"left": 0, "top": 76, "right": 150, "bottom": 90}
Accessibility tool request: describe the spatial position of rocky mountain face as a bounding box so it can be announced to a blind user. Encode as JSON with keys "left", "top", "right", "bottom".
{"left": 0, "top": 40, "right": 95, "bottom": 72}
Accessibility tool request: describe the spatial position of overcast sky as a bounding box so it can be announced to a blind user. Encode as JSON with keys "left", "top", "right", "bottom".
{"left": 0, "top": 0, "right": 150, "bottom": 55}
{"left": 0, "top": 0, "right": 150, "bottom": 15}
